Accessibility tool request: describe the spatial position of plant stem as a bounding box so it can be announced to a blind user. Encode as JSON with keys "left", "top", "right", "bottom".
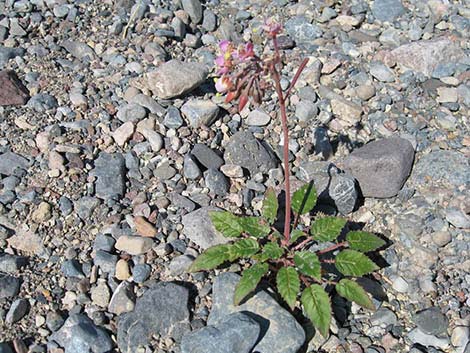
{"left": 316, "top": 241, "right": 348, "bottom": 255}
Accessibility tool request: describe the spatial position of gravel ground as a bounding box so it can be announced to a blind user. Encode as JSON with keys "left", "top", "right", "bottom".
{"left": 0, "top": 0, "right": 469, "bottom": 352}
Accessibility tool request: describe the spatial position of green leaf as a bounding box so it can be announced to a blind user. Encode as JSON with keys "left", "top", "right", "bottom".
{"left": 240, "top": 217, "right": 271, "bottom": 238}
{"left": 346, "top": 231, "right": 386, "bottom": 252}
{"left": 335, "top": 250, "right": 379, "bottom": 277}
{"left": 336, "top": 279, "right": 375, "bottom": 310}
{"left": 311, "top": 217, "right": 346, "bottom": 242}
{"left": 188, "top": 244, "right": 231, "bottom": 272}
{"left": 294, "top": 251, "right": 321, "bottom": 280}
{"left": 234, "top": 263, "right": 269, "bottom": 305}
{"left": 209, "top": 211, "right": 243, "bottom": 237}
{"left": 262, "top": 188, "right": 278, "bottom": 224}
{"left": 289, "top": 229, "right": 306, "bottom": 244}
{"left": 228, "top": 238, "right": 259, "bottom": 260}
{"left": 301, "top": 285, "right": 331, "bottom": 337}
{"left": 253, "top": 242, "right": 284, "bottom": 262}
{"left": 292, "top": 183, "right": 317, "bottom": 215}
{"left": 276, "top": 267, "right": 300, "bottom": 309}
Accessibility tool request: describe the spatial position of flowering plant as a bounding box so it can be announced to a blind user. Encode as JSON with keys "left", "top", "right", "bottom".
{"left": 189, "top": 20, "right": 383, "bottom": 338}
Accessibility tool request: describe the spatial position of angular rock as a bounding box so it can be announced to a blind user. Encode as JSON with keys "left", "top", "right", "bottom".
{"left": 343, "top": 137, "right": 414, "bottom": 198}
{"left": 412, "top": 150, "right": 469, "bottom": 187}
{"left": 0, "top": 275, "right": 21, "bottom": 298}
{"left": 369, "top": 62, "right": 395, "bottom": 82}
{"left": 330, "top": 98, "right": 362, "bottom": 126}
{"left": 182, "top": 0, "right": 203, "bottom": 24}
{"left": 129, "top": 94, "right": 166, "bottom": 116}
{"left": 224, "top": 131, "right": 277, "bottom": 175}
{"left": 208, "top": 273, "right": 305, "bottom": 353}
{"left": 115, "top": 235, "right": 154, "bottom": 255}
{"left": 372, "top": 0, "right": 405, "bottom": 22}
{"left": 61, "top": 40, "right": 95, "bottom": 60}
{"left": 181, "top": 99, "right": 219, "bottom": 128}
{"left": 408, "top": 328, "right": 450, "bottom": 350}
{"left": 181, "top": 312, "right": 260, "bottom": 353}
{"left": 49, "top": 314, "right": 113, "bottom": 353}
{"left": 204, "top": 169, "right": 229, "bottom": 196}
{"left": 146, "top": 60, "right": 208, "bottom": 99}
{"left": 329, "top": 172, "right": 358, "bottom": 214}
{"left": 184, "top": 154, "right": 203, "bottom": 179}
{"left": 108, "top": 281, "right": 135, "bottom": 315}
{"left": 0, "top": 152, "right": 29, "bottom": 176}
{"left": 191, "top": 144, "right": 224, "bottom": 169}
{"left": 6, "top": 298, "right": 30, "bottom": 324}
{"left": 246, "top": 109, "right": 271, "bottom": 126}
{"left": 92, "top": 153, "right": 126, "bottom": 200}
{"left": 391, "top": 38, "right": 465, "bottom": 77}
{"left": 0, "top": 253, "right": 28, "bottom": 273}
{"left": 181, "top": 206, "right": 229, "bottom": 249}
{"left": 0, "top": 70, "right": 29, "bottom": 106}
{"left": 117, "top": 282, "right": 190, "bottom": 352}
{"left": 413, "top": 307, "right": 449, "bottom": 336}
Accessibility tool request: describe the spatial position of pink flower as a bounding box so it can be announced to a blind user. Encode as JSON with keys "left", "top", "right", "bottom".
{"left": 215, "top": 76, "right": 232, "bottom": 93}
{"left": 236, "top": 42, "right": 255, "bottom": 62}
{"left": 263, "top": 18, "right": 282, "bottom": 37}
{"left": 219, "top": 40, "right": 231, "bottom": 53}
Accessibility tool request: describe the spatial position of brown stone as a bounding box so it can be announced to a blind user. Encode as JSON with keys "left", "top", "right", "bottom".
{"left": 134, "top": 216, "right": 157, "bottom": 237}
{"left": 0, "top": 70, "right": 29, "bottom": 106}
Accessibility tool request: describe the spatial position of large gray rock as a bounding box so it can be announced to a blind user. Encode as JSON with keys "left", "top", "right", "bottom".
{"left": 181, "top": 0, "right": 203, "bottom": 24}
{"left": 390, "top": 38, "right": 465, "bottom": 77}
{"left": 412, "top": 150, "right": 470, "bottom": 188}
{"left": 224, "top": 131, "right": 277, "bottom": 175}
{"left": 117, "top": 282, "right": 190, "bottom": 353}
{"left": 0, "top": 275, "right": 21, "bottom": 298}
{"left": 49, "top": 314, "right": 113, "bottom": 353}
{"left": 0, "top": 152, "right": 29, "bottom": 176}
{"left": 413, "top": 307, "right": 449, "bottom": 336}
{"left": 208, "top": 273, "right": 305, "bottom": 353}
{"left": 181, "top": 312, "right": 260, "bottom": 353}
{"left": 181, "top": 206, "right": 229, "bottom": 249}
{"left": 0, "top": 253, "right": 28, "bottom": 273}
{"left": 146, "top": 60, "right": 208, "bottom": 99}
{"left": 92, "top": 152, "right": 126, "bottom": 200}
{"left": 371, "top": 0, "right": 405, "bottom": 22}
{"left": 343, "top": 137, "right": 414, "bottom": 198}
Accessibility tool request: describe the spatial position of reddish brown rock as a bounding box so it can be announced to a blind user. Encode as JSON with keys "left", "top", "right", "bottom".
{"left": 0, "top": 70, "right": 29, "bottom": 106}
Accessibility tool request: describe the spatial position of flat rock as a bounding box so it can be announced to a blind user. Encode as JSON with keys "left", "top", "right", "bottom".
{"left": 372, "top": 0, "right": 405, "bottom": 22}
{"left": 330, "top": 98, "right": 363, "bottom": 126}
{"left": 224, "top": 131, "right": 277, "bottom": 175}
{"left": 146, "top": 60, "right": 208, "bottom": 99}
{"left": 0, "top": 70, "right": 29, "bottom": 106}
{"left": 343, "top": 137, "right": 414, "bottom": 198}
{"left": 115, "top": 235, "right": 154, "bottom": 255}
{"left": 412, "top": 150, "right": 469, "bottom": 187}
{"left": 92, "top": 152, "right": 126, "bottom": 200}
{"left": 181, "top": 206, "right": 229, "bottom": 249}
{"left": 0, "top": 152, "right": 29, "bottom": 176}
{"left": 191, "top": 143, "right": 224, "bottom": 169}
{"left": 49, "top": 314, "right": 113, "bottom": 353}
{"left": 6, "top": 298, "right": 30, "bottom": 324}
{"left": 208, "top": 272, "right": 305, "bottom": 353}
{"left": 181, "top": 312, "right": 260, "bottom": 353}
{"left": 117, "top": 282, "right": 190, "bottom": 352}
{"left": 0, "top": 253, "right": 28, "bottom": 273}
{"left": 413, "top": 307, "right": 449, "bottom": 336}
{"left": 390, "top": 38, "right": 465, "bottom": 77}
{"left": 408, "top": 328, "right": 450, "bottom": 350}
{"left": 181, "top": 99, "right": 219, "bottom": 128}
{"left": 61, "top": 40, "right": 95, "bottom": 60}
{"left": 0, "top": 275, "right": 21, "bottom": 298}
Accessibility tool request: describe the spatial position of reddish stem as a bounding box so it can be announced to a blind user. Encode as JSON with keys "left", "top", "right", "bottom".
{"left": 291, "top": 236, "right": 314, "bottom": 251}
{"left": 285, "top": 58, "right": 309, "bottom": 99}
{"left": 316, "top": 241, "right": 348, "bottom": 255}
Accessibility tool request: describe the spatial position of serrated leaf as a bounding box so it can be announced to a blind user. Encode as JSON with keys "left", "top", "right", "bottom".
{"left": 336, "top": 279, "right": 375, "bottom": 310}
{"left": 311, "top": 217, "right": 346, "bottom": 242}
{"left": 253, "top": 242, "right": 284, "bottom": 262}
{"left": 240, "top": 217, "right": 271, "bottom": 238}
{"left": 209, "top": 211, "right": 243, "bottom": 237}
{"left": 234, "top": 263, "right": 269, "bottom": 305}
{"left": 294, "top": 251, "right": 321, "bottom": 280}
{"left": 346, "top": 231, "right": 386, "bottom": 252}
{"left": 262, "top": 188, "right": 278, "bottom": 224}
{"left": 289, "top": 229, "right": 306, "bottom": 244}
{"left": 335, "top": 250, "right": 379, "bottom": 276}
{"left": 228, "top": 238, "right": 259, "bottom": 261}
{"left": 188, "top": 244, "right": 231, "bottom": 272}
{"left": 292, "top": 183, "right": 317, "bottom": 215}
{"left": 276, "top": 267, "right": 300, "bottom": 309}
{"left": 301, "top": 285, "right": 331, "bottom": 337}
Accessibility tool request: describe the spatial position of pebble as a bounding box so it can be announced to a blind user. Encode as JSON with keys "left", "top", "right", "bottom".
{"left": 182, "top": 206, "right": 229, "bottom": 249}
{"left": 6, "top": 298, "right": 30, "bottom": 324}
{"left": 181, "top": 99, "right": 220, "bottom": 128}
{"left": 115, "top": 259, "right": 131, "bottom": 280}
{"left": 115, "top": 235, "right": 154, "bottom": 255}
{"left": 413, "top": 307, "right": 449, "bottom": 336}
{"left": 90, "top": 280, "right": 111, "bottom": 308}
{"left": 370, "top": 62, "right": 395, "bottom": 82}
{"left": 191, "top": 144, "right": 224, "bottom": 170}
{"left": 204, "top": 168, "right": 229, "bottom": 196}
{"left": 0, "top": 70, "right": 29, "bottom": 106}
{"left": 116, "top": 103, "right": 147, "bottom": 123}
{"left": 445, "top": 208, "right": 470, "bottom": 229}
{"left": 92, "top": 153, "right": 126, "bottom": 200}
{"left": 246, "top": 109, "right": 271, "bottom": 126}
{"left": 113, "top": 121, "right": 135, "bottom": 147}
{"left": 108, "top": 282, "right": 135, "bottom": 315}
{"left": 0, "top": 275, "right": 21, "bottom": 298}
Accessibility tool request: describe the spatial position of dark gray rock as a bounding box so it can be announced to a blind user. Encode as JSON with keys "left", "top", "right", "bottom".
{"left": 224, "top": 131, "right": 277, "bottom": 175}
{"left": 0, "top": 343, "right": 13, "bottom": 353}
{"left": 164, "top": 106, "right": 184, "bottom": 129}
{"left": 184, "top": 154, "right": 203, "bottom": 180}
{"left": 94, "top": 250, "right": 118, "bottom": 274}
{"left": 92, "top": 152, "right": 126, "bottom": 200}
{"left": 0, "top": 152, "right": 29, "bottom": 176}
{"left": 413, "top": 307, "right": 449, "bottom": 336}
{"left": 61, "top": 40, "right": 95, "bottom": 60}
{"left": 58, "top": 196, "right": 73, "bottom": 216}
{"left": 285, "top": 16, "right": 323, "bottom": 49}
{"left": 343, "top": 137, "right": 414, "bottom": 198}
{"left": 6, "top": 298, "right": 30, "bottom": 324}
{"left": 181, "top": 100, "right": 220, "bottom": 128}
{"left": 0, "top": 46, "right": 25, "bottom": 67}
{"left": 0, "top": 275, "right": 21, "bottom": 298}
{"left": 181, "top": 312, "right": 260, "bottom": 353}
{"left": 191, "top": 144, "right": 224, "bottom": 170}
{"left": 27, "top": 93, "right": 58, "bottom": 112}
{"left": 117, "top": 282, "right": 190, "bottom": 353}
{"left": 75, "top": 196, "right": 100, "bottom": 219}
{"left": 208, "top": 273, "right": 305, "bottom": 353}
{"left": 132, "top": 264, "right": 151, "bottom": 283}
{"left": 182, "top": 206, "right": 229, "bottom": 249}
{"left": 49, "top": 314, "right": 113, "bottom": 353}
{"left": 204, "top": 169, "right": 229, "bottom": 196}
{"left": 313, "top": 127, "right": 333, "bottom": 160}
{"left": 372, "top": 0, "right": 405, "bottom": 22}
{"left": 60, "top": 260, "right": 84, "bottom": 278}
{"left": 182, "top": 0, "right": 203, "bottom": 24}
{"left": 93, "top": 233, "right": 116, "bottom": 252}
{"left": 412, "top": 150, "right": 470, "bottom": 188}
{"left": 329, "top": 172, "right": 358, "bottom": 214}
{"left": 0, "top": 253, "right": 28, "bottom": 273}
